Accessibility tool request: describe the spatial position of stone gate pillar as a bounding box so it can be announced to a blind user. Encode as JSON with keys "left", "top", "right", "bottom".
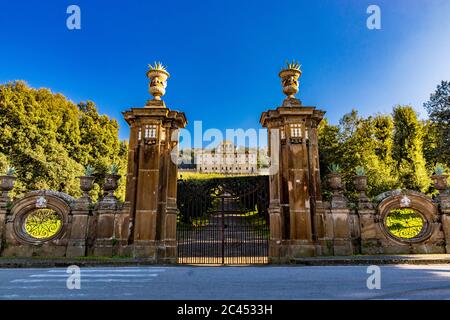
{"left": 0, "top": 175, "right": 15, "bottom": 253}
{"left": 122, "top": 63, "right": 187, "bottom": 262}
{"left": 260, "top": 63, "right": 325, "bottom": 261}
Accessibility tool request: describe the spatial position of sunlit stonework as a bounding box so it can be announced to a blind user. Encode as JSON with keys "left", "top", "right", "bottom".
{"left": 35, "top": 196, "right": 47, "bottom": 208}
{"left": 279, "top": 61, "right": 302, "bottom": 99}
{"left": 146, "top": 61, "right": 170, "bottom": 101}
{"left": 400, "top": 195, "right": 412, "bottom": 208}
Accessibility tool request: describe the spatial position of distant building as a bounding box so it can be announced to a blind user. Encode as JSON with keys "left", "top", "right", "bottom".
{"left": 178, "top": 141, "right": 270, "bottom": 175}
{"left": 195, "top": 141, "right": 257, "bottom": 175}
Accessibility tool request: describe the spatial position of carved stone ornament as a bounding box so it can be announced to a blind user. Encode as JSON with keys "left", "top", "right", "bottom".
{"left": 146, "top": 62, "right": 170, "bottom": 101}
{"left": 399, "top": 195, "right": 411, "bottom": 208}
{"left": 35, "top": 196, "right": 47, "bottom": 208}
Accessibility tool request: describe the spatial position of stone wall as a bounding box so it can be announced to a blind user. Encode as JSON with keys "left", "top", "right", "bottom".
{"left": 358, "top": 190, "right": 447, "bottom": 254}
{"left": 0, "top": 177, "right": 449, "bottom": 261}
{"left": 0, "top": 189, "right": 137, "bottom": 260}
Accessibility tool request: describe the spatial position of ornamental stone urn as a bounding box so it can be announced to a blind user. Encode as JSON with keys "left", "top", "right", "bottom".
{"left": 431, "top": 174, "right": 449, "bottom": 193}
{"left": 353, "top": 175, "right": 368, "bottom": 193}
{"left": 79, "top": 176, "right": 95, "bottom": 199}
{"left": 327, "top": 173, "right": 343, "bottom": 193}
{"left": 353, "top": 175, "right": 370, "bottom": 206}
{"left": 146, "top": 62, "right": 170, "bottom": 101}
{"left": 327, "top": 172, "right": 348, "bottom": 208}
{"left": 0, "top": 174, "right": 16, "bottom": 199}
{"left": 279, "top": 61, "right": 302, "bottom": 99}
{"left": 103, "top": 174, "right": 120, "bottom": 199}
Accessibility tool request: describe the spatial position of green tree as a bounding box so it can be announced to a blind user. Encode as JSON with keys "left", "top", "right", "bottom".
{"left": 337, "top": 111, "right": 398, "bottom": 198}
{"left": 423, "top": 80, "right": 450, "bottom": 166}
{"left": 392, "top": 105, "right": 431, "bottom": 192}
{"left": 421, "top": 120, "right": 439, "bottom": 171}
{"left": 76, "top": 101, "right": 128, "bottom": 201}
{"left": 350, "top": 114, "right": 398, "bottom": 196}
{"left": 0, "top": 81, "right": 128, "bottom": 200}
{"left": 318, "top": 109, "right": 413, "bottom": 199}
{"left": 317, "top": 118, "right": 341, "bottom": 176}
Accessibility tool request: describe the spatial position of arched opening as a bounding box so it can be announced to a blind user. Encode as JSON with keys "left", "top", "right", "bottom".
{"left": 384, "top": 208, "right": 427, "bottom": 242}
{"left": 23, "top": 208, "right": 63, "bottom": 240}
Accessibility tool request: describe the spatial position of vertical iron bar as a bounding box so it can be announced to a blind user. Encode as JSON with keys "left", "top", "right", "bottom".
{"left": 221, "top": 196, "right": 225, "bottom": 265}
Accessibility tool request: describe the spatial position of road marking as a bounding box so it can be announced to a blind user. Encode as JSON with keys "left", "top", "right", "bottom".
{"left": 0, "top": 294, "right": 20, "bottom": 298}
{"left": 27, "top": 294, "right": 89, "bottom": 298}
{"left": 47, "top": 268, "right": 167, "bottom": 273}
{"left": 30, "top": 273, "right": 160, "bottom": 277}
{"left": 11, "top": 279, "right": 156, "bottom": 283}
{"left": 6, "top": 267, "right": 165, "bottom": 286}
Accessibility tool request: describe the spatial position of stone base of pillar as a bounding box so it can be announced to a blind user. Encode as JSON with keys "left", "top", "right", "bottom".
{"left": 271, "top": 239, "right": 342, "bottom": 260}
{"left": 268, "top": 256, "right": 291, "bottom": 264}
{"left": 288, "top": 240, "right": 317, "bottom": 257}
{"left": 268, "top": 240, "right": 289, "bottom": 264}
{"left": 270, "top": 239, "right": 355, "bottom": 258}
{"left": 315, "top": 239, "right": 334, "bottom": 256}
{"left": 361, "top": 239, "right": 384, "bottom": 255}
{"left": 156, "top": 240, "right": 177, "bottom": 264}
{"left": 132, "top": 240, "right": 158, "bottom": 259}
{"left": 332, "top": 238, "right": 354, "bottom": 255}
{"left": 93, "top": 239, "right": 114, "bottom": 257}
{"left": 66, "top": 239, "right": 87, "bottom": 257}
{"left": 0, "top": 212, "right": 6, "bottom": 253}
{"left": 331, "top": 193, "right": 348, "bottom": 209}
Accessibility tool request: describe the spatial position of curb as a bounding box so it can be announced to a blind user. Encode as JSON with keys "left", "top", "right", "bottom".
{"left": 291, "top": 255, "right": 450, "bottom": 266}
{"left": 1, "top": 255, "right": 450, "bottom": 268}
{"left": 0, "top": 259, "right": 160, "bottom": 268}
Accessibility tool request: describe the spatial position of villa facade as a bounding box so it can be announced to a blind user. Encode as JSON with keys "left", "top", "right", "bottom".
{"left": 195, "top": 141, "right": 258, "bottom": 175}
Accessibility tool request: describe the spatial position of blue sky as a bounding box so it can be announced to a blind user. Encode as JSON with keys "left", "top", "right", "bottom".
{"left": 0, "top": 0, "right": 449, "bottom": 146}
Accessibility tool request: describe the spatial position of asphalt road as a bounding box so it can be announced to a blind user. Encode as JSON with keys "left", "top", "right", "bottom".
{"left": 0, "top": 265, "right": 449, "bottom": 300}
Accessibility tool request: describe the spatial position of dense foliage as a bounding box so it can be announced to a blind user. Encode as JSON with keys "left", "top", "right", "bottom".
{"left": 318, "top": 80, "right": 449, "bottom": 200}
{"left": 423, "top": 81, "right": 450, "bottom": 166}
{"left": 1, "top": 80, "right": 448, "bottom": 203}
{"left": 0, "top": 81, "right": 128, "bottom": 201}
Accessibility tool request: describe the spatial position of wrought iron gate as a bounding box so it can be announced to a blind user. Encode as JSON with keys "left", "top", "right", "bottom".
{"left": 177, "top": 178, "right": 269, "bottom": 264}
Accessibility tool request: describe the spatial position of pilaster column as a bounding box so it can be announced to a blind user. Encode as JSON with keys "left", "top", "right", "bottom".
{"left": 93, "top": 178, "right": 120, "bottom": 257}
{"left": 160, "top": 125, "right": 182, "bottom": 262}
{"left": 436, "top": 191, "right": 450, "bottom": 253}
{"left": 122, "top": 63, "right": 187, "bottom": 261}
{"left": 0, "top": 198, "right": 8, "bottom": 254}
{"left": 260, "top": 62, "right": 325, "bottom": 258}
{"left": 431, "top": 174, "right": 450, "bottom": 252}
{"left": 327, "top": 173, "right": 354, "bottom": 255}
{"left": 0, "top": 175, "right": 15, "bottom": 254}
{"left": 67, "top": 198, "right": 91, "bottom": 257}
